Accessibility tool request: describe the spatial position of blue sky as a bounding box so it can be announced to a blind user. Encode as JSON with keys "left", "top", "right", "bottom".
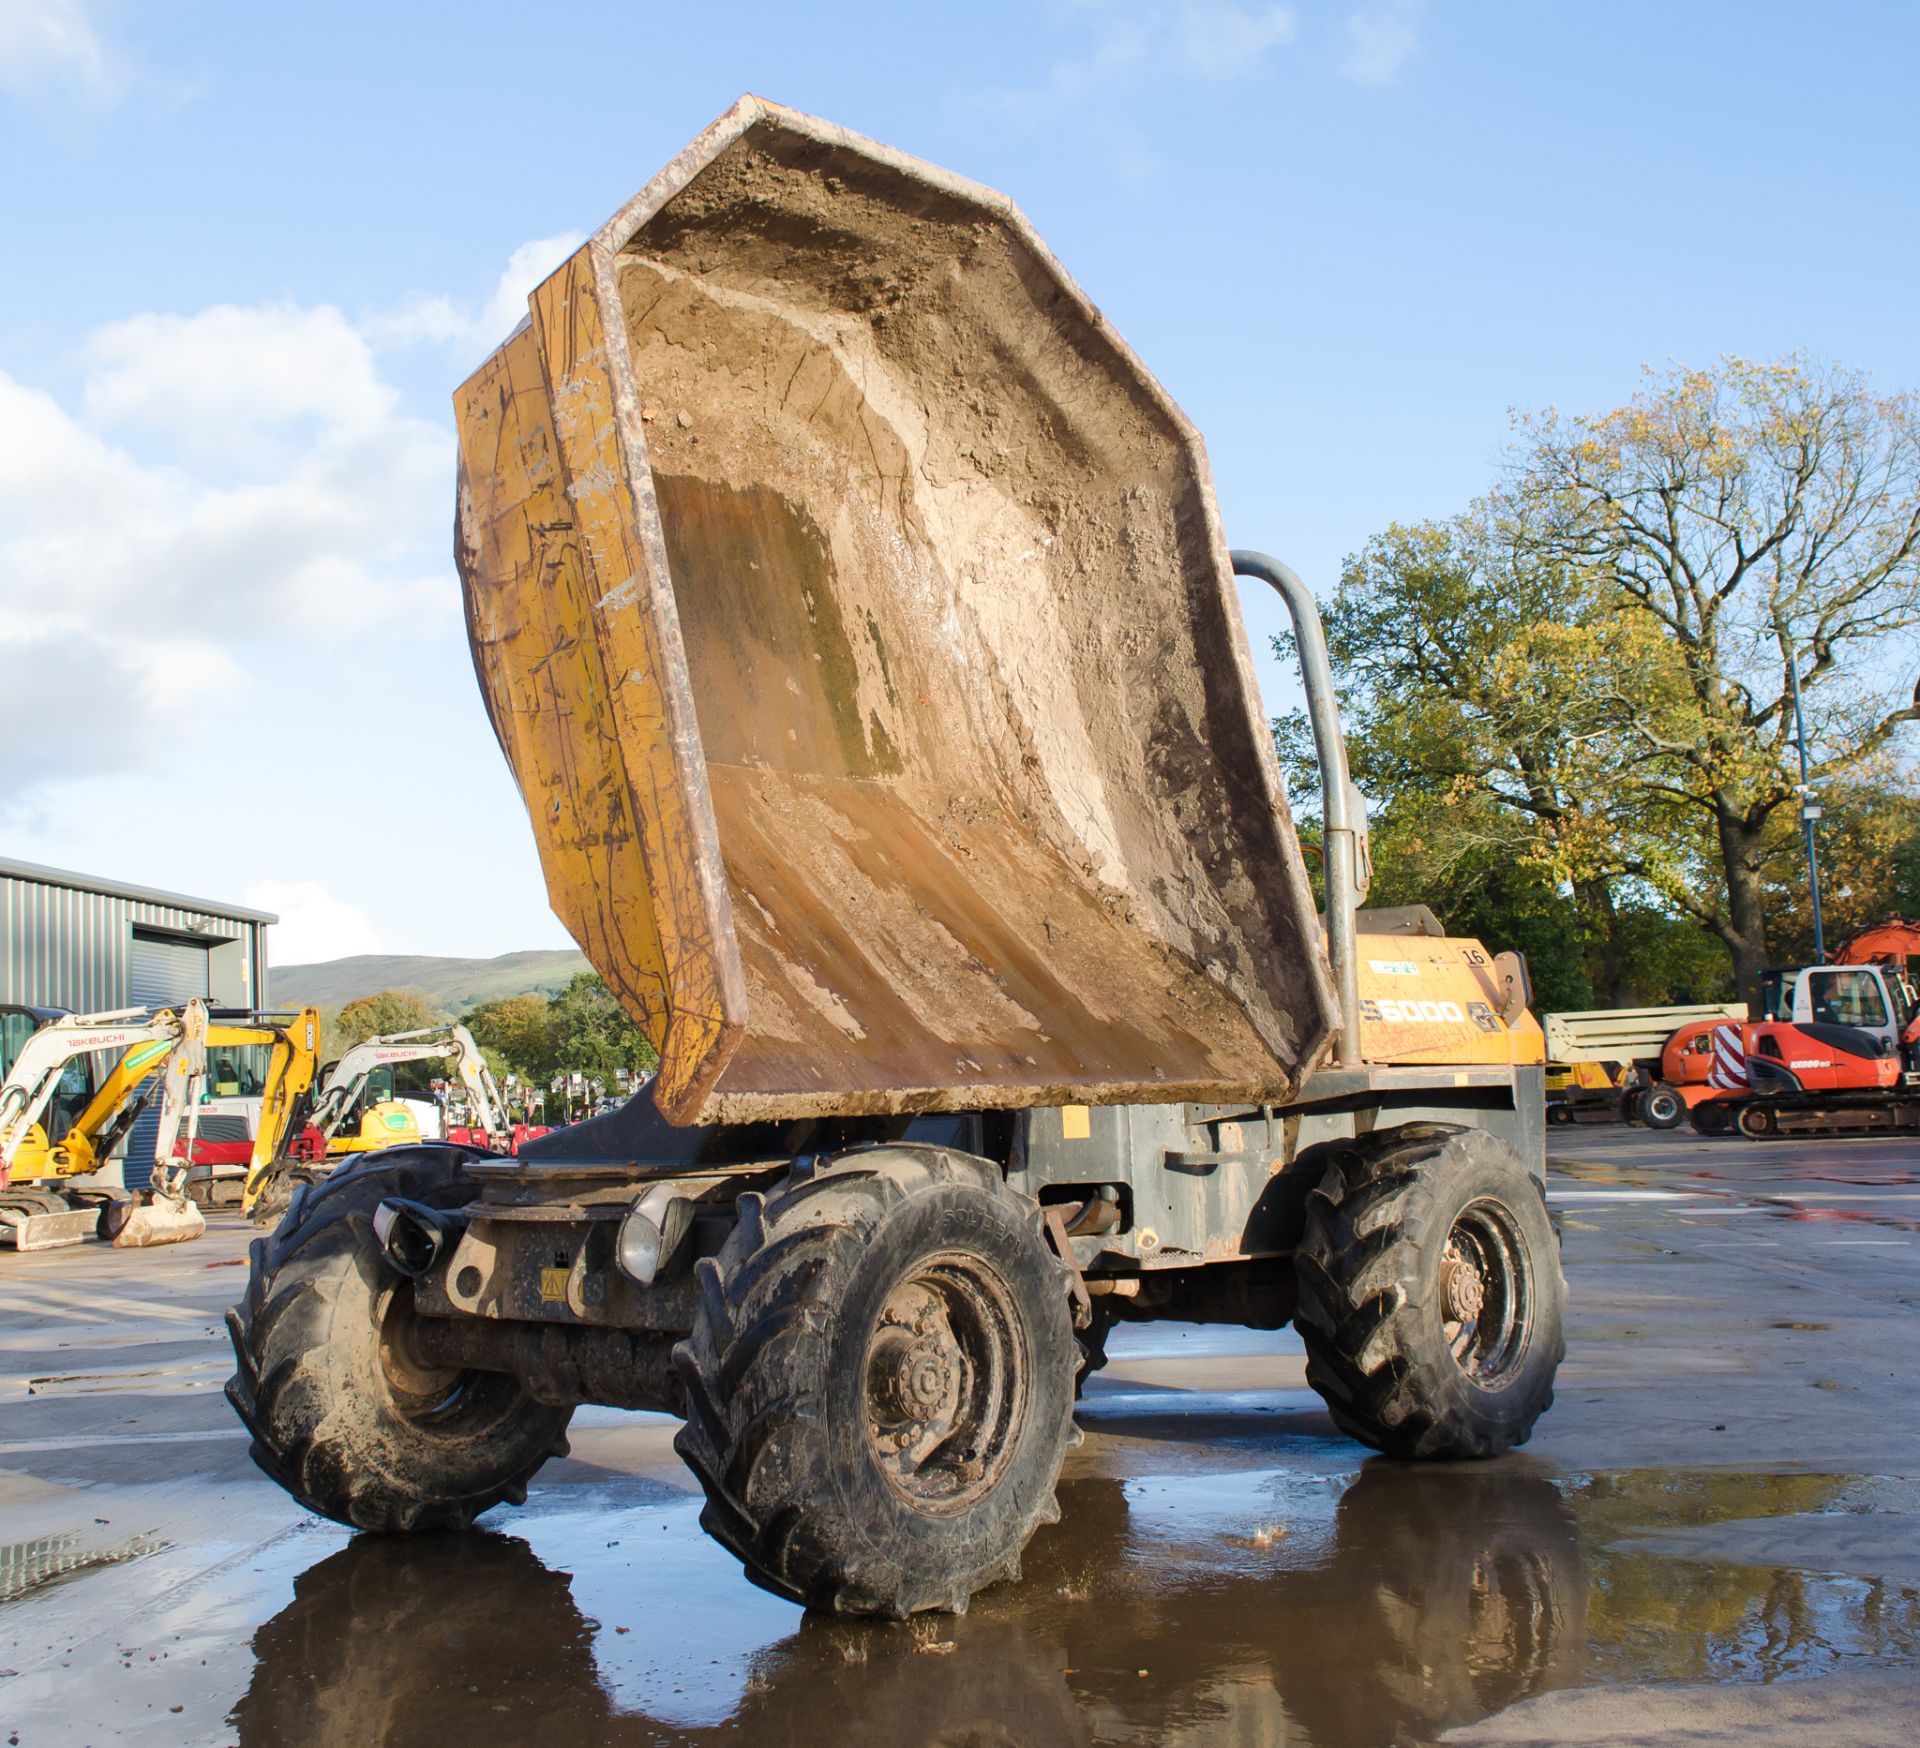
{"left": 3, "top": 1, "right": 1917, "bottom": 966}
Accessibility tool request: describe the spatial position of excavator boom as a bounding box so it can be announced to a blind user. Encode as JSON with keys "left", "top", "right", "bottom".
{"left": 306, "top": 1023, "right": 509, "bottom": 1149}
{"left": 1832, "top": 918, "right": 1920, "bottom": 966}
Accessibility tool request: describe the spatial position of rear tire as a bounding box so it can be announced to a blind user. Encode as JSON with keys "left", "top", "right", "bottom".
{"left": 1294, "top": 1125, "right": 1565, "bottom": 1460}
{"left": 224, "top": 1146, "right": 571, "bottom": 1532}
{"left": 673, "top": 1145, "right": 1078, "bottom": 1616}
{"left": 1641, "top": 1084, "right": 1685, "bottom": 1129}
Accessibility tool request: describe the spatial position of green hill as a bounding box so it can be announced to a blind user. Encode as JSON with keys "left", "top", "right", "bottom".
{"left": 270, "top": 949, "right": 592, "bottom": 1014}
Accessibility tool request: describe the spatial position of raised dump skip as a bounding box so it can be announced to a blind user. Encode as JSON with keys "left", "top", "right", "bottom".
{"left": 455, "top": 97, "right": 1337, "bottom": 1125}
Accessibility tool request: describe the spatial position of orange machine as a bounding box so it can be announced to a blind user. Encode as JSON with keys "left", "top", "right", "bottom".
{"left": 1669, "top": 920, "right": 1920, "bottom": 1138}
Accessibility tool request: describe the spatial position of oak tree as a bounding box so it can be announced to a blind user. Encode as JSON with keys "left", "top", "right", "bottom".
{"left": 1516, "top": 358, "right": 1920, "bottom": 995}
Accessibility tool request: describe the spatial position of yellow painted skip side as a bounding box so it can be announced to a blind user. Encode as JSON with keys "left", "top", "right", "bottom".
{"left": 528, "top": 249, "right": 746, "bottom": 1120}
{"left": 457, "top": 248, "right": 746, "bottom": 1121}
{"left": 456, "top": 302, "right": 676, "bottom": 1093}
{"left": 1353, "top": 935, "right": 1546, "bottom": 1068}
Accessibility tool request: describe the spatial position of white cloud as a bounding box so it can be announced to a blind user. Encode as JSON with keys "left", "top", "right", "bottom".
{"left": 1341, "top": 0, "right": 1421, "bottom": 86}
{"left": 0, "top": 236, "right": 589, "bottom": 959}
{"left": 0, "top": 298, "right": 456, "bottom": 796}
{"left": 1174, "top": 1, "right": 1295, "bottom": 74}
{"left": 83, "top": 304, "right": 397, "bottom": 461}
{"left": 0, "top": 0, "right": 115, "bottom": 102}
{"left": 981, "top": 3, "right": 1296, "bottom": 129}
{"left": 248, "top": 881, "right": 386, "bottom": 966}
{"left": 369, "top": 231, "right": 586, "bottom": 356}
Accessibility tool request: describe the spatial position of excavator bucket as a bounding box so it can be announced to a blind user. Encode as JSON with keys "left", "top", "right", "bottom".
{"left": 455, "top": 97, "right": 1337, "bottom": 1126}
{"left": 103, "top": 1194, "right": 206, "bottom": 1248}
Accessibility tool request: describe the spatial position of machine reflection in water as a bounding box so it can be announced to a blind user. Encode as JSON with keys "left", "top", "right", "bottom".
{"left": 228, "top": 1460, "right": 1919, "bottom": 1747}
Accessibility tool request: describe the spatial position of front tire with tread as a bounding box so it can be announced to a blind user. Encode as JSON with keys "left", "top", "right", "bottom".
{"left": 673, "top": 1145, "right": 1078, "bottom": 1617}
{"left": 224, "top": 1145, "right": 571, "bottom": 1533}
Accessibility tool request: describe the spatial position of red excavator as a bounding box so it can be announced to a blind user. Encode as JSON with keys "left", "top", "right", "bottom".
{"left": 1673, "top": 919, "right": 1920, "bottom": 1138}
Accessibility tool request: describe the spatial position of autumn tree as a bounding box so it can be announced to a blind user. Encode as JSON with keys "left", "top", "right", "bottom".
{"left": 548, "top": 973, "right": 658, "bottom": 1082}
{"left": 1284, "top": 507, "right": 1689, "bottom": 1004}
{"left": 1301, "top": 359, "right": 1920, "bottom": 1004}
{"left": 1761, "top": 772, "right": 1920, "bottom": 965}
{"left": 1515, "top": 358, "right": 1920, "bottom": 996}
{"left": 464, "top": 992, "right": 559, "bottom": 1082}
{"left": 329, "top": 988, "right": 438, "bottom": 1058}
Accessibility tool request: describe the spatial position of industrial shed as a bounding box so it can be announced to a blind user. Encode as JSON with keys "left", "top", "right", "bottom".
{"left": 0, "top": 858, "right": 274, "bottom": 1013}
{"left": 0, "top": 860, "right": 276, "bottom": 1188}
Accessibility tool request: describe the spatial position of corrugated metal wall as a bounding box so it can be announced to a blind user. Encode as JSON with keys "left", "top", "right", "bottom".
{"left": 2, "top": 876, "right": 124, "bottom": 1011}
{"left": 0, "top": 871, "right": 268, "bottom": 1012}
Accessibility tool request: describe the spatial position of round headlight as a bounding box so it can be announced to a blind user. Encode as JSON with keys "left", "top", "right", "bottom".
{"left": 616, "top": 1205, "right": 664, "bottom": 1285}
{"left": 616, "top": 1183, "right": 689, "bottom": 1286}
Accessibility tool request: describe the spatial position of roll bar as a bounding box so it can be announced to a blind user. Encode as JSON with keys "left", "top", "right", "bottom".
{"left": 1232, "top": 551, "right": 1370, "bottom": 1070}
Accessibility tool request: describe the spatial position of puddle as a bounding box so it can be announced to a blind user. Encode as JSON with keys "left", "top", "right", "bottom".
{"left": 0, "top": 1463, "right": 1862, "bottom": 1746}
{"left": 3, "top": 1449, "right": 1917, "bottom": 1746}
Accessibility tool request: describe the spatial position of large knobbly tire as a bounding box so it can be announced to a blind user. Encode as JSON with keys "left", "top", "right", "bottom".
{"left": 225, "top": 1146, "right": 572, "bottom": 1532}
{"left": 1294, "top": 1124, "right": 1564, "bottom": 1460}
{"left": 673, "top": 1144, "right": 1079, "bottom": 1617}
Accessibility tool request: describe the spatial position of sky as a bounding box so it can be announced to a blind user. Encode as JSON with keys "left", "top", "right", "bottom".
{"left": 4, "top": 1, "right": 1918, "bottom": 967}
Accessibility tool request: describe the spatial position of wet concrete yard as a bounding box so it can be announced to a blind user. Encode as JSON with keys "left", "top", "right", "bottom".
{"left": 4, "top": 1126, "right": 1919, "bottom": 1745}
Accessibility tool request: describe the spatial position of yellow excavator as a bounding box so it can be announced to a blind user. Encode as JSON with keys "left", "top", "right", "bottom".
{"left": 1, "top": 1002, "right": 215, "bottom": 1248}
{"left": 174, "top": 1009, "right": 322, "bottom": 1210}
{"left": 302, "top": 1024, "right": 513, "bottom": 1155}
{"left": 0, "top": 1004, "right": 321, "bottom": 1250}
{"left": 233, "top": 1022, "right": 523, "bottom": 1219}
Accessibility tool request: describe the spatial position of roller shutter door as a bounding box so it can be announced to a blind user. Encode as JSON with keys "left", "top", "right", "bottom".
{"left": 124, "top": 933, "right": 211, "bottom": 1190}
{"left": 129, "top": 935, "right": 211, "bottom": 1008}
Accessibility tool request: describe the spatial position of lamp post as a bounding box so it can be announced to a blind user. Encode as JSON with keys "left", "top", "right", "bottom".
{"left": 1786, "top": 638, "right": 1826, "bottom": 962}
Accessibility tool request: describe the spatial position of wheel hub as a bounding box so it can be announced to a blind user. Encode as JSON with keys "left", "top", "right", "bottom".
{"left": 1441, "top": 1243, "right": 1487, "bottom": 1323}
{"left": 1439, "top": 1200, "right": 1532, "bottom": 1385}
{"left": 861, "top": 1257, "right": 1023, "bottom": 1513}
{"left": 377, "top": 1289, "right": 466, "bottom": 1415}
{"left": 870, "top": 1326, "right": 959, "bottom": 1424}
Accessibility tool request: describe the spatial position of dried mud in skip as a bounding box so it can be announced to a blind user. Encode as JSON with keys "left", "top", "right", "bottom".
{"left": 4, "top": 1124, "right": 1920, "bottom": 1746}
{"left": 462, "top": 116, "right": 1336, "bottom": 1125}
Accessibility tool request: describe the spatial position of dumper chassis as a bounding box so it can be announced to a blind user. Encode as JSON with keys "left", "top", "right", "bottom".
{"left": 225, "top": 101, "right": 1567, "bottom": 1618}
{"left": 229, "top": 1077, "right": 1558, "bottom": 1615}
{"left": 227, "top": 554, "right": 1565, "bottom": 1618}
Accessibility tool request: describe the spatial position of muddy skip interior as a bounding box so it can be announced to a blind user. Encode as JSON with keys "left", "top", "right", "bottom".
{"left": 602, "top": 119, "right": 1332, "bottom": 1117}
